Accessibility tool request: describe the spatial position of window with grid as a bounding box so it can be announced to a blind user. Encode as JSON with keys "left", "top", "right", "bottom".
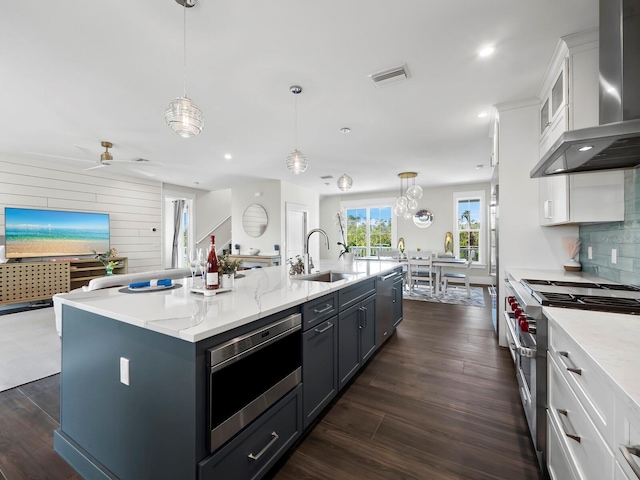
{"left": 453, "top": 192, "right": 484, "bottom": 262}
{"left": 343, "top": 205, "right": 393, "bottom": 257}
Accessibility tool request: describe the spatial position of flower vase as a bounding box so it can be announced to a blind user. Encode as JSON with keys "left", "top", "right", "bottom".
{"left": 342, "top": 252, "right": 355, "bottom": 264}
{"left": 105, "top": 266, "right": 114, "bottom": 276}
{"left": 220, "top": 273, "right": 235, "bottom": 289}
{"left": 563, "top": 257, "right": 581, "bottom": 272}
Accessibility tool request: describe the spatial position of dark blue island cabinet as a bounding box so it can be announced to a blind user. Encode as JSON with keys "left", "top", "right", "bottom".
{"left": 301, "top": 292, "right": 339, "bottom": 429}
{"left": 54, "top": 304, "right": 303, "bottom": 480}
{"left": 337, "top": 278, "right": 377, "bottom": 390}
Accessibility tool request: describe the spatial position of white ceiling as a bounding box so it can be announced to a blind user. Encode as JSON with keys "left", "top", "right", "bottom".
{"left": 1, "top": 1, "right": 598, "bottom": 196}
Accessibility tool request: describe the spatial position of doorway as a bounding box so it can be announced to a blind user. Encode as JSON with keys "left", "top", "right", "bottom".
{"left": 285, "top": 203, "right": 308, "bottom": 264}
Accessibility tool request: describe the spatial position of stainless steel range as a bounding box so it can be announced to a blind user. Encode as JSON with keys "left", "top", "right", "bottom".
{"left": 505, "top": 276, "right": 640, "bottom": 477}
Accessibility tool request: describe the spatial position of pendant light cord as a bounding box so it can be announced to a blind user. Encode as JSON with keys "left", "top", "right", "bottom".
{"left": 294, "top": 94, "right": 298, "bottom": 149}
{"left": 183, "top": 0, "right": 187, "bottom": 98}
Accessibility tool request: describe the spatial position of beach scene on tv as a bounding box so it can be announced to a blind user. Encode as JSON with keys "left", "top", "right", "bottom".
{"left": 4, "top": 208, "right": 110, "bottom": 259}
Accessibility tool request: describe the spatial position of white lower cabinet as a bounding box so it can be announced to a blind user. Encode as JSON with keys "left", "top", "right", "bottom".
{"left": 547, "top": 410, "right": 578, "bottom": 480}
{"left": 616, "top": 460, "right": 634, "bottom": 480}
{"left": 547, "top": 354, "right": 614, "bottom": 479}
{"left": 615, "top": 394, "right": 640, "bottom": 480}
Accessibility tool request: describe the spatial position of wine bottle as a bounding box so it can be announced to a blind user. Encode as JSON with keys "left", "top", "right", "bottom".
{"left": 205, "top": 235, "right": 219, "bottom": 290}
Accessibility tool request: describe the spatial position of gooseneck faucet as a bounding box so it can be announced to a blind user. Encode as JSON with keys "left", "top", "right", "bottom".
{"left": 304, "top": 228, "right": 330, "bottom": 274}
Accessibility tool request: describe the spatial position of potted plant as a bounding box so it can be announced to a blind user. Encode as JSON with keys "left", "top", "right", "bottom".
{"left": 219, "top": 255, "right": 242, "bottom": 289}
{"left": 335, "top": 212, "right": 354, "bottom": 263}
{"left": 93, "top": 248, "right": 120, "bottom": 276}
{"left": 288, "top": 255, "right": 305, "bottom": 275}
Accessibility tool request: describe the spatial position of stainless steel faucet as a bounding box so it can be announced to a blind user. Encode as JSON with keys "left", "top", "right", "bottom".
{"left": 304, "top": 228, "right": 330, "bottom": 274}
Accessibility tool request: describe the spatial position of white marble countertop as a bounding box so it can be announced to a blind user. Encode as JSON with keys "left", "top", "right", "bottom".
{"left": 544, "top": 307, "right": 640, "bottom": 412}
{"left": 54, "top": 260, "right": 400, "bottom": 343}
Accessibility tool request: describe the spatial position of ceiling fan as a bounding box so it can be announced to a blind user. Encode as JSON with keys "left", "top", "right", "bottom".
{"left": 26, "top": 141, "right": 163, "bottom": 177}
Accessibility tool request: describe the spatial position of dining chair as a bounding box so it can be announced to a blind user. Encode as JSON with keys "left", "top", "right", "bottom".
{"left": 406, "top": 250, "right": 435, "bottom": 294}
{"left": 442, "top": 257, "right": 473, "bottom": 297}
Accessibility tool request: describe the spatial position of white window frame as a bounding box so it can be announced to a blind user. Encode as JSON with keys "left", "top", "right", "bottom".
{"left": 452, "top": 190, "right": 485, "bottom": 264}
{"left": 340, "top": 198, "right": 397, "bottom": 257}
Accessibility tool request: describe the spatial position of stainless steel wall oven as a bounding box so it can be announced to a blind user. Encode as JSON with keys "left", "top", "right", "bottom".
{"left": 207, "top": 313, "right": 302, "bottom": 453}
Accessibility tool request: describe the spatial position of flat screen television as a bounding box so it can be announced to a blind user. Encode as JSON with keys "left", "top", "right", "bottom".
{"left": 4, "top": 207, "right": 110, "bottom": 259}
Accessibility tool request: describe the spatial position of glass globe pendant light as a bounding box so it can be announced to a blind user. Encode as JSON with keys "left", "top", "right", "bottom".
{"left": 395, "top": 172, "right": 420, "bottom": 218}
{"left": 337, "top": 173, "right": 353, "bottom": 191}
{"left": 285, "top": 85, "right": 308, "bottom": 174}
{"left": 165, "top": 0, "right": 204, "bottom": 138}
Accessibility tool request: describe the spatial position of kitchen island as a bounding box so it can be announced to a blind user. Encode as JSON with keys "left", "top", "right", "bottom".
{"left": 53, "top": 260, "right": 401, "bottom": 480}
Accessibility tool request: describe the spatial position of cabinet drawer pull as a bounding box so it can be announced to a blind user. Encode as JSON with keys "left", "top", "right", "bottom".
{"left": 620, "top": 444, "right": 640, "bottom": 478}
{"left": 248, "top": 431, "right": 280, "bottom": 461}
{"left": 314, "top": 322, "right": 334, "bottom": 334}
{"left": 313, "top": 304, "right": 333, "bottom": 315}
{"left": 556, "top": 409, "right": 581, "bottom": 443}
{"left": 557, "top": 351, "right": 582, "bottom": 375}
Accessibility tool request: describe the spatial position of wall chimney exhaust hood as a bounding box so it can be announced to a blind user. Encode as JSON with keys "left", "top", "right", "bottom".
{"left": 531, "top": 0, "right": 640, "bottom": 178}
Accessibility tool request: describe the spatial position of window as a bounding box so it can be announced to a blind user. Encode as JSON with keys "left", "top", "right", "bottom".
{"left": 341, "top": 199, "right": 395, "bottom": 257}
{"left": 453, "top": 191, "right": 485, "bottom": 262}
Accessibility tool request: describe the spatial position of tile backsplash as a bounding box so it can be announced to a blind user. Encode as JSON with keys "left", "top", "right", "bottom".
{"left": 579, "top": 169, "right": 640, "bottom": 286}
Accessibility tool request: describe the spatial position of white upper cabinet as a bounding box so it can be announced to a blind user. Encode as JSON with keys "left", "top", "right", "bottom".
{"left": 538, "top": 29, "right": 624, "bottom": 226}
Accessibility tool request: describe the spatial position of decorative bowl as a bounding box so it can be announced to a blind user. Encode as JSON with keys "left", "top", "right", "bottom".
{"left": 248, "top": 248, "right": 260, "bottom": 255}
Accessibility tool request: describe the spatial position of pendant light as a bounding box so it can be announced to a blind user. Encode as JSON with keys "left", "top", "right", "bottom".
{"left": 285, "top": 85, "right": 308, "bottom": 174}
{"left": 337, "top": 173, "right": 353, "bottom": 191}
{"left": 394, "top": 172, "right": 422, "bottom": 219}
{"left": 165, "top": 0, "right": 204, "bottom": 138}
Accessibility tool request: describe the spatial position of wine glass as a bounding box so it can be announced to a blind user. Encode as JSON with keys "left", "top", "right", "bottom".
{"left": 188, "top": 248, "right": 198, "bottom": 284}
{"left": 197, "top": 248, "right": 207, "bottom": 283}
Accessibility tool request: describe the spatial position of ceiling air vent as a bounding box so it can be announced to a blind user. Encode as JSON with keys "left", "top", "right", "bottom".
{"left": 368, "top": 64, "right": 410, "bottom": 88}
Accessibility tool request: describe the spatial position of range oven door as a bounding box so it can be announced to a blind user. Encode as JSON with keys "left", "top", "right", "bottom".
{"left": 207, "top": 313, "right": 302, "bottom": 453}
{"left": 504, "top": 310, "right": 537, "bottom": 447}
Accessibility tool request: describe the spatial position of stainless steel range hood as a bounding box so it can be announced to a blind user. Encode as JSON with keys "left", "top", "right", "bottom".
{"left": 531, "top": 0, "right": 640, "bottom": 178}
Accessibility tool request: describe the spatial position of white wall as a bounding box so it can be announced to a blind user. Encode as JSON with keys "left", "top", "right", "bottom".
{"left": 281, "top": 180, "right": 320, "bottom": 263}
{"left": 231, "top": 180, "right": 281, "bottom": 256}
{"left": 496, "top": 101, "right": 578, "bottom": 345}
{"left": 0, "top": 154, "right": 162, "bottom": 272}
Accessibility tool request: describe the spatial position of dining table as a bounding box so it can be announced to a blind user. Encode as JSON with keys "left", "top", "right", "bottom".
{"left": 357, "top": 254, "right": 467, "bottom": 295}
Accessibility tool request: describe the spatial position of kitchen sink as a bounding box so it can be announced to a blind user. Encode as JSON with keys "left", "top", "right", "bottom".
{"left": 295, "top": 271, "right": 356, "bottom": 283}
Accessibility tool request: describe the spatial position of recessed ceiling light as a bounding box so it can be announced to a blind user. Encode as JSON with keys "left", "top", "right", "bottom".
{"left": 477, "top": 112, "right": 488, "bottom": 118}
{"left": 475, "top": 164, "right": 484, "bottom": 169}
{"left": 479, "top": 45, "right": 495, "bottom": 57}
{"left": 340, "top": 127, "right": 351, "bottom": 134}
{"left": 224, "top": 153, "right": 232, "bottom": 160}
{"left": 578, "top": 145, "right": 593, "bottom": 152}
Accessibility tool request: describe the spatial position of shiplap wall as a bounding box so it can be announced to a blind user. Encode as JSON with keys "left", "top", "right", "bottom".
{"left": 0, "top": 154, "right": 162, "bottom": 272}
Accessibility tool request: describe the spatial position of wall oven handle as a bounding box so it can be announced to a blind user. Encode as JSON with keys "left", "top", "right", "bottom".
{"left": 556, "top": 409, "right": 581, "bottom": 443}
{"left": 557, "top": 351, "right": 582, "bottom": 375}
{"left": 314, "top": 322, "right": 334, "bottom": 334}
{"left": 620, "top": 444, "right": 640, "bottom": 479}
{"left": 248, "top": 431, "right": 280, "bottom": 461}
{"left": 313, "top": 304, "right": 333, "bottom": 315}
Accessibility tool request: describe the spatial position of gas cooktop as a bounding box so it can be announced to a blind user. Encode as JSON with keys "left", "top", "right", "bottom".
{"left": 521, "top": 278, "right": 640, "bottom": 315}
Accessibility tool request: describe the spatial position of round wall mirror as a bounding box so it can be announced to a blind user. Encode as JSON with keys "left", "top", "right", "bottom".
{"left": 243, "top": 204, "right": 268, "bottom": 237}
{"left": 413, "top": 209, "right": 434, "bottom": 228}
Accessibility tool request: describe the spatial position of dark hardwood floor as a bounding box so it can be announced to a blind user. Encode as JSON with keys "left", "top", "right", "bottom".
{"left": 0, "top": 291, "right": 542, "bottom": 480}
